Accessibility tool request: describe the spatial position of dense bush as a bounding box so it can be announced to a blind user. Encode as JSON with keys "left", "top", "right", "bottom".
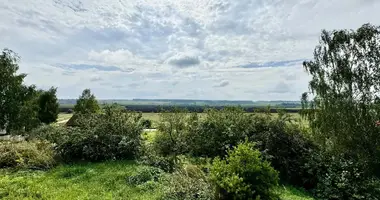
{"left": 210, "top": 141, "right": 279, "bottom": 200}
{"left": 138, "top": 142, "right": 178, "bottom": 172}
{"left": 57, "top": 105, "right": 143, "bottom": 162}
{"left": 0, "top": 140, "right": 56, "bottom": 169}
{"left": 127, "top": 166, "right": 164, "bottom": 185}
{"left": 153, "top": 110, "right": 193, "bottom": 158}
{"left": 159, "top": 167, "right": 215, "bottom": 200}
{"left": 141, "top": 119, "right": 152, "bottom": 129}
{"left": 249, "top": 115, "right": 320, "bottom": 190}
{"left": 187, "top": 107, "right": 253, "bottom": 158}
{"left": 29, "top": 105, "right": 144, "bottom": 162}
{"left": 311, "top": 153, "right": 380, "bottom": 200}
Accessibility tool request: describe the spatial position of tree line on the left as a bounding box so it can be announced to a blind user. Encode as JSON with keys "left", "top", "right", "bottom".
{"left": 0, "top": 49, "right": 61, "bottom": 134}
{"left": 0, "top": 48, "right": 96, "bottom": 134}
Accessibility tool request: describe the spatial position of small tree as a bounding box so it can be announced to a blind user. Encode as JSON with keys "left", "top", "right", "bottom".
{"left": 73, "top": 89, "right": 100, "bottom": 114}
{"left": 37, "top": 87, "right": 59, "bottom": 124}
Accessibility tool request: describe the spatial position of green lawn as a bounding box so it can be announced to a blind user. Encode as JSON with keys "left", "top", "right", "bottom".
{"left": 0, "top": 161, "right": 314, "bottom": 200}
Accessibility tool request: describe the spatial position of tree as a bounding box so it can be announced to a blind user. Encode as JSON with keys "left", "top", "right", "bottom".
{"left": 0, "top": 49, "right": 40, "bottom": 133}
{"left": 301, "top": 23, "right": 380, "bottom": 175}
{"left": 38, "top": 87, "right": 59, "bottom": 124}
{"left": 73, "top": 89, "right": 100, "bottom": 114}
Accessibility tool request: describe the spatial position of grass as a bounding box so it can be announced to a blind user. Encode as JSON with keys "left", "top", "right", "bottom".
{"left": 0, "top": 161, "right": 163, "bottom": 200}
{"left": 57, "top": 113, "right": 73, "bottom": 122}
{"left": 0, "top": 161, "right": 314, "bottom": 200}
{"left": 277, "top": 185, "right": 314, "bottom": 200}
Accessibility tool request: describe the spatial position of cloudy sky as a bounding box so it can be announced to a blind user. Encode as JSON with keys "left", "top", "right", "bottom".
{"left": 1, "top": 0, "right": 379, "bottom": 100}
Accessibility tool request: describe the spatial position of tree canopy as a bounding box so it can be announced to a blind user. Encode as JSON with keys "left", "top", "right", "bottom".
{"left": 301, "top": 23, "right": 380, "bottom": 174}
{"left": 38, "top": 87, "right": 59, "bottom": 124}
{"left": 0, "top": 49, "right": 40, "bottom": 133}
{"left": 74, "top": 89, "right": 100, "bottom": 114}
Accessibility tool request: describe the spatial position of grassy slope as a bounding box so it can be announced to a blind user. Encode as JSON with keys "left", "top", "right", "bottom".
{"left": 0, "top": 161, "right": 314, "bottom": 200}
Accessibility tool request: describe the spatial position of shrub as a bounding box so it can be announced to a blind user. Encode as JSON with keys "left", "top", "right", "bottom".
{"left": 0, "top": 140, "right": 56, "bottom": 169}
{"left": 141, "top": 119, "right": 152, "bottom": 129}
{"left": 159, "top": 167, "right": 215, "bottom": 200}
{"left": 127, "top": 166, "right": 164, "bottom": 185}
{"left": 138, "top": 142, "right": 178, "bottom": 172}
{"left": 249, "top": 116, "right": 320, "bottom": 190}
{"left": 313, "top": 154, "right": 380, "bottom": 200}
{"left": 210, "top": 141, "right": 279, "bottom": 200}
{"left": 26, "top": 124, "right": 72, "bottom": 144}
{"left": 188, "top": 107, "right": 253, "bottom": 158}
{"left": 154, "top": 109, "right": 191, "bottom": 158}
{"left": 38, "top": 105, "right": 144, "bottom": 162}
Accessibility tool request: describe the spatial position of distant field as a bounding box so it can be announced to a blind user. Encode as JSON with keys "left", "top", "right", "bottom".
{"left": 58, "top": 112, "right": 307, "bottom": 128}
{"left": 141, "top": 112, "right": 306, "bottom": 128}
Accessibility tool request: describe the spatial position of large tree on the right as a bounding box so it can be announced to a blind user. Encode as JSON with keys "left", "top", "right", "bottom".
{"left": 302, "top": 23, "right": 380, "bottom": 175}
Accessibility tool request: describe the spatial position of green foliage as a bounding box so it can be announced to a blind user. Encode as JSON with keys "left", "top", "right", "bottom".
{"left": 188, "top": 107, "right": 253, "bottom": 158}
{"left": 0, "top": 50, "right": 43, "bottom": 133}
{"left": 249, "top": 115, "right": 319, "bottom": 190}
{"left": 127, "top": 166, "right": 164, "bottom": 185}
{"left": 309, "top": 153, "right": 380, "bottom": 200}
{"left": 37, "top": 87, "right": 59, "bottom": 124}
{"left": 138, "top": 141, "right": 178, "bottom": 172}
{"left": 155, "top": 109, "right": 192, "bottom": 160}
{"left": 301, "top": 23, "right": 380, "bottom": 175}
{"left": 0, "top": 140, "right": 56, "bottom": 169}
{"left": 0, "top": 49, "right": 42, "bottom": 133}
{"left": 210, "top": 141, "right": 279, "bottom": 200}
{"left": 73, "top": 89, "right": 100, "bottom": 114}
{"left": 57, "top": 105, "right": 143, "bottom": 162}
{"left": 159, "top": 167, "right": 215, "bottom": 200}
{"left": 141, "top": 119, "right": 152, "bottom": 128}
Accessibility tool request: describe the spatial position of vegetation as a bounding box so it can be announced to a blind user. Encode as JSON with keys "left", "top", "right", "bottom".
{"left": 210, "top": 141, "right": 279, "bottom": 200}
{"left": 37, "top": 87, "right": 59, "bottom": 124}
{"left": 2, "top": 23, "right": 380, "bottom": 200}
{"left": 73, "top": 89, "right": 100, "bottom": 114}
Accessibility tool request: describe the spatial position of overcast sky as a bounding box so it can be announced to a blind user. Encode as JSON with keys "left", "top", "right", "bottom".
{"left": 1, "top": 0, "right": 380, "bottom": 100}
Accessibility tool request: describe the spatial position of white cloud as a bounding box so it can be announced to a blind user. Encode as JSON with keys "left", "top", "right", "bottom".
{"left": 1, "top": 0, "right": 380, "bottom": 100}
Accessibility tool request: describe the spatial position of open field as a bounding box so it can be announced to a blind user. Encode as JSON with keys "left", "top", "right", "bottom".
{"left": 0, "top": 161, "right": 313, "bottom": 200}
{"left": 58, "top": 112, "right": 307, "bottom": 128}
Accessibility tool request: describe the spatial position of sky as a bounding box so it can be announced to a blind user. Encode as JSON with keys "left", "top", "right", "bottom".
{"left": 1, "top": 0, "right": 380, "bottom": 100}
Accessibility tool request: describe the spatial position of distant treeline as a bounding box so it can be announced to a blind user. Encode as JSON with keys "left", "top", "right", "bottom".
{"left": 59, "top": 104, "right": 301, "bottom": 113}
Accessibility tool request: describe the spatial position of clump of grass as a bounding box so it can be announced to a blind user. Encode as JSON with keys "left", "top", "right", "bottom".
{"left": 277, "top": 185, "right": 314, "bottom": 200}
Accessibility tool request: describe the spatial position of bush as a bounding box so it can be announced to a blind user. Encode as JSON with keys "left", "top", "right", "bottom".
{"left": 138, "top": 142, "right": 178, "bottom": 172}
{"left": 187, "top": 107, "right": 253, "bottom": 158}
{"left": 32, "top": 105, "right": 144, "bottom": 162}
{"left": 0, "top": 140, "right": 56, "bottom": 169}
{"left": 313, "top": 154, "right": 380, "bottom": 200}
{"left": 210, "top": 141, "right": 279, "bottom": 200}
{"left": 154, "top": 109, "right": 191, "bottom": 158}
{"left": 127, "top": 166, "right": 164, "bottom": 185}
{"left": 159, "top": 167, "right": 215, "bottom": 200}
{"left": 249, "top": 116, "right": 320, "bottom": 190}
{"left": 141, "top": 119, "right": 152, "bottom": 129}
